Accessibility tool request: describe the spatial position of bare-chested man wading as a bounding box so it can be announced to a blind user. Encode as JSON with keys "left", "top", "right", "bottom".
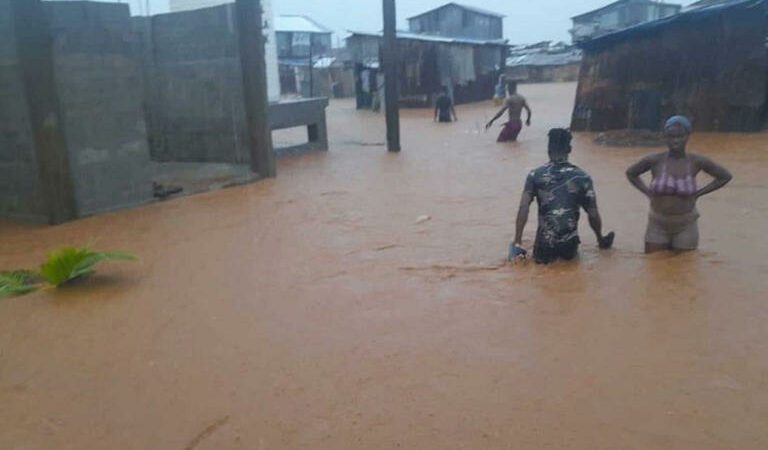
{"left": 485, "top": 81, "right": 532, "bottom": 142}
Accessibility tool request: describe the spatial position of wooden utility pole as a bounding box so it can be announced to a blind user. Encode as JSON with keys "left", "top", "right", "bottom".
{"left": 235, "top": 0, "right": 276, "bottom": 178}
{"left": 382, "top": 0, "right": 401, "bottom": 152}
{"left": 309, "top": 41, "right": 314, "bottom": 97}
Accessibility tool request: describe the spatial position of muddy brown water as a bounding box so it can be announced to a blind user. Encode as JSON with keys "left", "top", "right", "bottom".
{"left": 2, "top": 83, "right": 768, "bottom": 449}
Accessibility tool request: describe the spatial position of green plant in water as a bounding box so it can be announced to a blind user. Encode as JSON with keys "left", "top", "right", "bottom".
{"left": 39, "top": 247, "right": 137, "bottom": 287}
{"left": 0, "top": 270, "right": 42, "bottom": 297}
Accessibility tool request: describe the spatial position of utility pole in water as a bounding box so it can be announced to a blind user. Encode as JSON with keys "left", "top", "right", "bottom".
{"left": 309, "top": 41, "right": 314, "bottom": 97}
{"left": 382, "top": 0, "right": 400, "bottom": 152}
{"left": 235, "top": 0, "right": 276, "bottom": 178}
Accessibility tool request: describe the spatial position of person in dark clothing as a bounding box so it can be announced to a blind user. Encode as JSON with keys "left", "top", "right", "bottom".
{"left": 434, "top": 86, "right": 458, "bottom": 123}
{"left": 510, "top": 128, "right": 615, "bottom": 264}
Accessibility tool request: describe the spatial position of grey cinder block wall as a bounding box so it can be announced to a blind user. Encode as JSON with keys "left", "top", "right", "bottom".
{"left": 46, "top": 1, "right": 153, "bottom": 216}
{"left": 0, "top": 0, "right": 153, "bottom": 223}
{"left": 0, "top": 0, "right": 49, "bottom": 222}
{"left": 134, "top": 4, "right": 249, "bottom": 164}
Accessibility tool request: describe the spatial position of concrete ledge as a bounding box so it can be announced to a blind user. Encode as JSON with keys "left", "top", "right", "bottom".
{"left": 270, "top": 98, "right": 329, "bottom": 154}
{"left": 270, "top": 97, "right": 328, "bottom": 129}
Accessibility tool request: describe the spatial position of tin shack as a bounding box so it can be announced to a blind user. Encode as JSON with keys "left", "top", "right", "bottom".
{"left": 571, "top": 0, "right": 768, "bottom": 132}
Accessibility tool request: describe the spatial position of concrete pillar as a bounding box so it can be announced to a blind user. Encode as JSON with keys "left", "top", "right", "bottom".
{"left": 10, "top": 0, "right": 77, "bottom": 224}
{"left": 236, "top": 0, "right": 276, "bottom": 178}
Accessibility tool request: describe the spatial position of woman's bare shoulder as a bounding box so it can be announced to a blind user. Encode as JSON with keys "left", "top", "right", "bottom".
{"left": 687, "top": 152, "right": 713, "bottom": 166}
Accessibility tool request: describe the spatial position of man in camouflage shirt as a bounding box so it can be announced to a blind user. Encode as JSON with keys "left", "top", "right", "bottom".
{"left": 512, "top": 129, "right": 615, "bottom": 264}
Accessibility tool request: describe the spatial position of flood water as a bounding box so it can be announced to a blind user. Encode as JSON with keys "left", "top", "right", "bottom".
{"left": 2, "top": 83, "right": 768, "bottom": 449}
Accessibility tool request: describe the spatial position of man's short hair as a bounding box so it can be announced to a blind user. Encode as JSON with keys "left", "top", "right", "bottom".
{"left": 548, "top": 128, "right": 572, "bottom": 153}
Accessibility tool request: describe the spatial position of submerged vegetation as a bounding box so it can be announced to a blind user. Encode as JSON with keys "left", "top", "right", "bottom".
{"left": 0, "top": 271, "right": 42, "bottom": 296}
{"left": 0, "top": 247, "right": 136, "bottom": 298}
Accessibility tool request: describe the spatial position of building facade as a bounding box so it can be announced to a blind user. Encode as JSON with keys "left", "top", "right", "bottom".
{"left": 407, "top": 2, "right": 503, "bottom": 40}
{"left": 570, "top": 0, "right": 681, "bottom": 43}
{"left": 274, "top": 15, "right": 333, "bottom": 96}
{"left": 347, "top": 31, "right": 507, "bottom": 107}
{"left": 275, "top": 15, "right": 332, "bottom": 60}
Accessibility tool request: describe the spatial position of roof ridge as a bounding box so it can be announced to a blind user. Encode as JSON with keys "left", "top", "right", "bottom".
{"left": 407, "top": 2, "right": 505, "bottom": 20}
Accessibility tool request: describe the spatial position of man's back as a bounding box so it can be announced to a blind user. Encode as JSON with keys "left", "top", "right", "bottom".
{"left": 505, "top": 94, "right": 527, "bottom": 121}
{"left": 512, "top": 128, "right": 613, "bottom": 264}
{"left": 525, "top": 161, "right": 596, "bottom": 245}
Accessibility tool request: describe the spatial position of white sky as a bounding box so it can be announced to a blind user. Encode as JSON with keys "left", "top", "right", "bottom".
{"left": 115, "top": 0, "right": 697, "bottom": 44}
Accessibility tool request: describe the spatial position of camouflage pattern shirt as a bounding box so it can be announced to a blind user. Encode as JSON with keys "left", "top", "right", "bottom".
{"left": 524, "top": 161, "right": 597, "bottom": 247}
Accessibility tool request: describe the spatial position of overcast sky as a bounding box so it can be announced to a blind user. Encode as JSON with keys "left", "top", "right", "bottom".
{"left": 118, "top": 0, "right": 697, "bottom": 44}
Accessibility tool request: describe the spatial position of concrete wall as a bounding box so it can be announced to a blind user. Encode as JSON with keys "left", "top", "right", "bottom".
{"left": 138, "top": 4, "right": 249, "bottom": 163}
{"left": 168, "top": 0, "right": 280, "bottom": 102}
{"left": 45, "top": 1, "right": 153, "bottom": 216}
{"left": 0, "top": 0, "right": 48, "bottom": 222}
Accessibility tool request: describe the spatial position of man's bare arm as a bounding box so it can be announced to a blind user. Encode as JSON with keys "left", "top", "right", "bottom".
{"left": 586, "top": 205, "right": 604, "bottom": 241}
{"left": 523, "top": 101, "right": 532, "bottom": 126}
{"left": 451, "top": 104, "right": 458, "bottom": 121}
{"left": 626, "top": 155, "right": 657, "bottom": 197}
{"left": 513, "top": 192, "right": 534, "bottom": 246}
{"left": 486, "top": 105, "right": 508, "bottom": 129}
{"left": 695, "top": 155, "right": 732, "bottom": 198}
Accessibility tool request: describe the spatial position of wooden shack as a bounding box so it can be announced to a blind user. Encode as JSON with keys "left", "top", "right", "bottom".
{"left": 346, "top": 31, "right": 507, "bottom": 108}
{"left": 571, "top": 0, "right": 768, "bottom": 132}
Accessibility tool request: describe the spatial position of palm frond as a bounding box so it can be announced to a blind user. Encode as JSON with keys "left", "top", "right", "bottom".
{"left": 40, "top": 247, "right": 137, "bottom": 287}
{"left": 0, "top": 271, "right": 42, "bottom": 297}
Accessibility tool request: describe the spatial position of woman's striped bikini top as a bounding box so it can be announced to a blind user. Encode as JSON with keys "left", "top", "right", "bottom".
{"left": 650, "top": 157, "right": 697, "bottom": 197}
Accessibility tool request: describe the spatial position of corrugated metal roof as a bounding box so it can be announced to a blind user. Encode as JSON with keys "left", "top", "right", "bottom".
{"left": 448, "top": 2, "right": 505, "bottom": 18}
{"left": 579, "top": 0, "right": 764, "bottom": 50}
{"left": 275, "top": 15, "right": 332, "bottom": 34}
{"left": 573, "top": 0, "right": 633, "bottom": 21}
{"left": 571, "top": 0, "right": 681, "bottom": 21}
{"left": 507, "top": 51, "right": 582, "bottom": 67}
{"left": 683, "top": 0, "right": 743, "bottom": 10}
{"left": 407, "top": 2, "right": 505, "bottom": 20}
{"left": 346, "top": 30, "right": 507, "bottom": 46}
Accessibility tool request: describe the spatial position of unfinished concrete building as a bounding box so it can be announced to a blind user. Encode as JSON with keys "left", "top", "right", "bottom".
{"left": 0, "top": 0, "right": 328, "bottom": 224}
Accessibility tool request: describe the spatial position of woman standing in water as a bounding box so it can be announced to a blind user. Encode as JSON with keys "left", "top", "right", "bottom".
{"left": 626, "top": 116, "right": 732, "bottom": 253}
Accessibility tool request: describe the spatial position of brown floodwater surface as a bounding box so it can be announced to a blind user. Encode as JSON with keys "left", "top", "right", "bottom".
{"left": 2, "top": 83, "right": 768, "bottom": 449}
